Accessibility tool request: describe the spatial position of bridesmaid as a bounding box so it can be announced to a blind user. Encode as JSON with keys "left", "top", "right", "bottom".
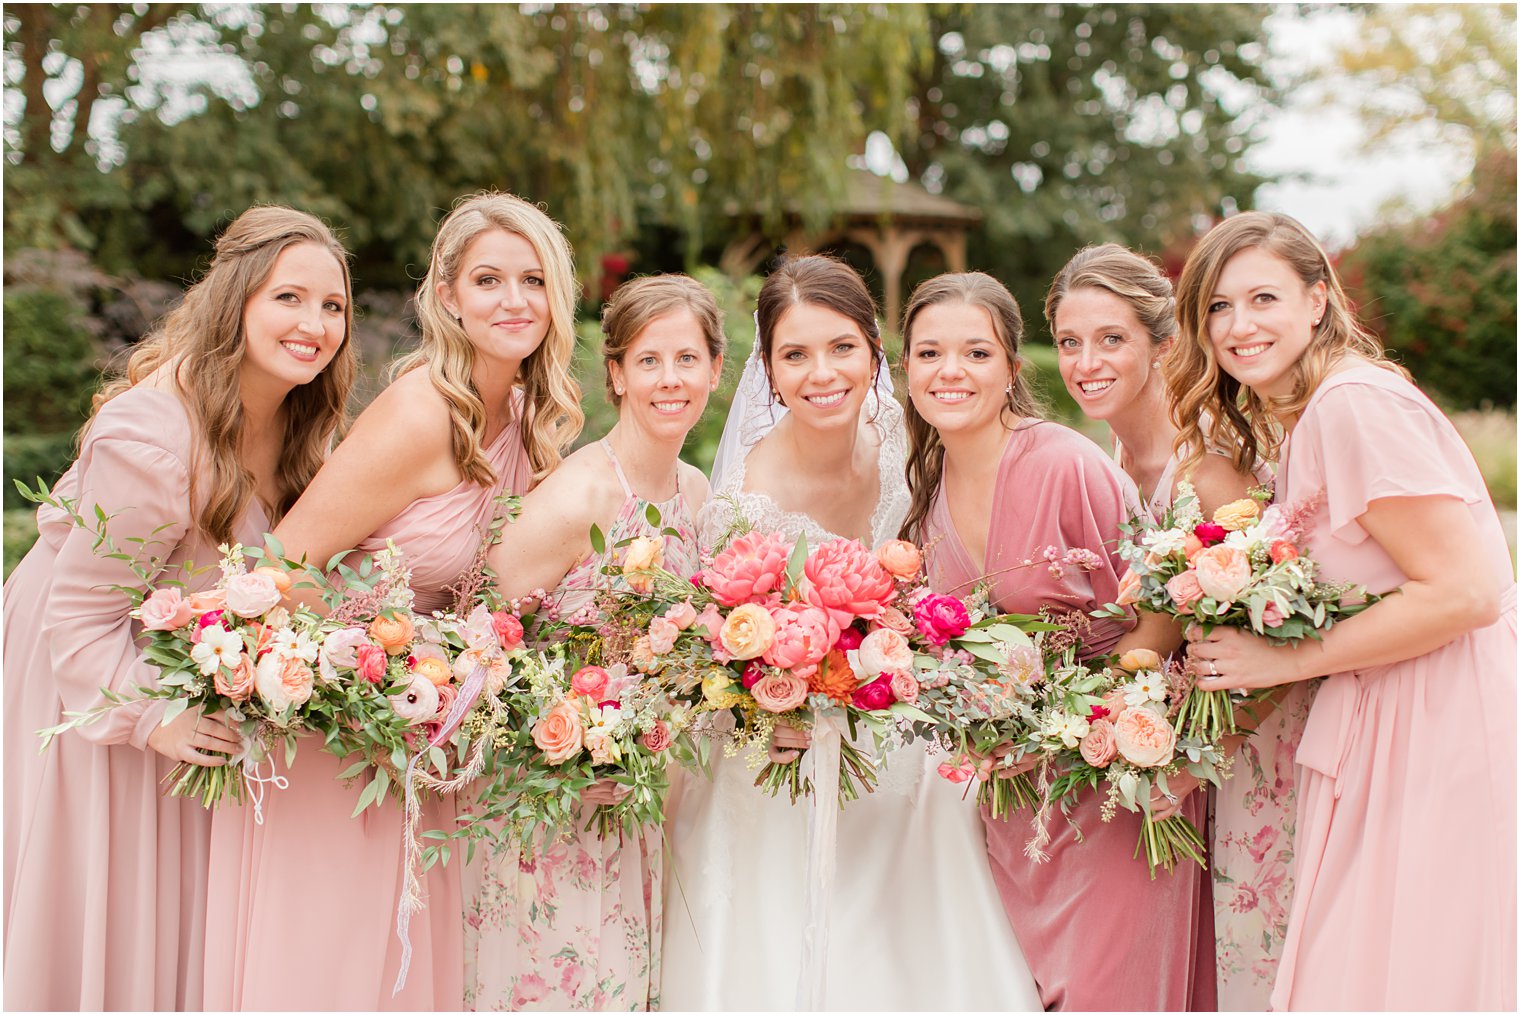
{"left": 463, "top": 273, "right": 722, "bottom": 1011}
{"left": 1044, "top": 244, "right": 1299, "bottom": 1008}
{"left": 3, "top": 207, "right": 355, "bottom": 1009}
{"left": 902, "top": 270, "right": 1216, "bottom": 1010}
{"left": 202, "top": 191, "right": 583, "bottom": 1009}
{"left": 1176, "top": 211, "right": 1516, "bottom": 1010}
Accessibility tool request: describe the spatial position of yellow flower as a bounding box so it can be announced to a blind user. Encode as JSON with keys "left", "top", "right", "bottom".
{"left": 622, "top": 536, "right": 665, "bottom": 594}
{"left": 1212, "top": 498, "right": 1261, "bottom": 532}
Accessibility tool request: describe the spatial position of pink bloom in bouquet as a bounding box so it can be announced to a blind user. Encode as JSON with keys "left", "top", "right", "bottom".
{"left": 491, "top": 611, "right": 525, "bottom": 650}
{"left": 140, "top": 588, "right": 195, "bottom": 631}
{"left": 665, "top": 600, "right": 698, "bottom": 630}
{"left": 648, "top": 616, "right": 680, "bottom": 655}
{"left": 857, "top": 627, "right": 913, "bottom": 677}
{"left": 355, "top": 643, "right": 388, "bottom": 684}
{"left": 1193, "top": 521, "right": 1228, "bottom": 547}
{"left": 703, "top": 531, "right": 791, "bottom": 607}
{"left": 255, "top": 651, "right": 315, "bottom": 711}
{"left": 763, "top": 602, "right": 837, "bottom": 675}
{"left": 434, "top": 681, "right": 459, "bottom": 720}
{"left": 600, "top": 665, "right": 639, "bottom": 704}
{"left": 1261, "top": 601, "right": 1286, "bottom": 628}
{"left": 852, "top": 675, "right": 896, "bottom": 711}
{"left": 640, "top": 720, "right": 673, "bottom": 753}
{"left": 187, "top": 589, "right": 227, "bottom": 616}
{"left": 913, "top": 593, "right": 971, "bottom": 646}
{"left": 1115, "top": 569, "right": 1143, "bottom": 607}
{"left": 1165, "top": 570, "right": 1205, "bottom": 614}
{"left": 225, "top": 572, "right": 283, "bottom": 619}
{"left": 694, "top": 604, "right": 724, "bottom": 641}
{"left": 410, "top": 643, "right": 454, "bottom": 687}
{"left": 875, "top": 539, "right": 923, "bottom": 580}
{"left": 571, "top": 666, "right": 611, "bottom": 700}
{"left": 1269, "top": 540, "right": 1300, "bottom": 564}
{"left": 870, "top": 605, "right": 914, "bottom": 637}
{"left": 741, "top": 661, "right": 765, "bottom": 689}
{"left": 1102, "top": 689, "right": 1130, "bottom": 721}
{"left": 719, "top": 603, "right": 776, "bottom": 660}
{"left": 1080, "top": 719, "right": 1119, "bottom": 768}
{"left": 1114, "top": 707, "right": 1176, "bottom": 767}
{"left": 215, "top": 654, "right": 256, "bottom": 702}
{"left": 1183, "top": 533, "right": 1206, "bottom": 561}
{"left": 452, "top": 646, "right": 512, "bottom": 693}
{"left": 317, "top": 627, "right": 372, "bottom": 682}
{"left": 532, "top": 699, "right": 584, "bottom": 763}
{"left": 751, "top": 673, "right": 810, "bottom": 713}
{"left": 938, "top": 757, "right": 976, "bottom": 784}
{"left": 585, "top": 728, "right": 617, "bottom": 765}
{"left": 629, "top": 636, "right": 659, "bottom": 673}
{"left": 834, "top": 625, "right": 865, "bottom": 652}
{"left": 804, "top": 539, "right": 896, "bottom": 628}
{"left": 888, "top": 671, "right": 919, "bottom": 705}
{"left": 1194, "top": 546, "right": 1253, "bottom": 602}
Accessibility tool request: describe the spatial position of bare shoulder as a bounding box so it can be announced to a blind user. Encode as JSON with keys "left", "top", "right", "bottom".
{"left": 348, "top": 368, "right": 453, "bottom": 453}
{"left": 1188, "top": 452, "right": 1256, "bottom": 516}
{"left": 679, "top": 459, "right": 711, "bottom": 506}
{"left": 520, "top": 443, "right": 622, "bottom": 523}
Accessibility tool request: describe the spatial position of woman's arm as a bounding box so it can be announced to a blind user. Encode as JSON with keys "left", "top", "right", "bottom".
{"left": 488, "top": 455, "right": 616, "bottom": 602}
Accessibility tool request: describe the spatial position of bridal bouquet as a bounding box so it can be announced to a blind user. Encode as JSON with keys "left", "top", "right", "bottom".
{"left": 1102, "top": 482, "right": 1378, "bottom": 740}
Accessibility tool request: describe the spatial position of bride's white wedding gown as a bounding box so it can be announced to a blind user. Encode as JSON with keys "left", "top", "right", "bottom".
{"left": 658, "top": 401, "right": 1042, "bottom": 1012}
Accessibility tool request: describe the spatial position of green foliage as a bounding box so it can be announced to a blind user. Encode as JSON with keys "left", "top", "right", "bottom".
{"left": 3, "top": 432, "right": 78, "bottom": 510}
{"left": 2, "top": 288, "right": 101, "bottom": 436}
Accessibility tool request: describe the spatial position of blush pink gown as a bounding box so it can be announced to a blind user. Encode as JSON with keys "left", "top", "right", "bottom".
{"left": 3, "top": 386, "right": 267, "bottom": 1010}
{"left": 1268, "top": 366, "right": 1516, "bottom": 1011}
{"left": 202, "top": 414, "right": 533, "bottom": 1011}
{"left": 924, "top": 420, "right": 1217, "bottom": 1011}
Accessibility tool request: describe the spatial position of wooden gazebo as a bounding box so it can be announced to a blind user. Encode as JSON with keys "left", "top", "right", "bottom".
{"left": 720, "top": 169, "right": 984, "bottom": 332}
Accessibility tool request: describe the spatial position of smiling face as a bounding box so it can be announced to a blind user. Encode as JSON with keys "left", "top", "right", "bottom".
{"left": 1205, "top": 246, "right": 1327, "bottom": 400}
{"left": 766, "top": 301, "right": 875, "bottom": 431}
{"left": 438, "top": 228, "right": 551, "bottom": 370}
{"left": 905, "top": 300, "right": 1014, "bottom": 439}
{"left": 239, "top": 241, "right": 348, "bottom": 396}
{"left": 608, "top": 308, "right": 722, "bottom": 442}
{"left": 1053, "top": 286, "right": 1167, "bottom": 423}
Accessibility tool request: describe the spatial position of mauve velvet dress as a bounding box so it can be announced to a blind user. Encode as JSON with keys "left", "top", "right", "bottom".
{"left": 3, "top": 386, "right": 265, "bottom": 1010}
{"left": 923, "top": 420, "right": 1217, "bottom": 1011}
{"left": 202, "top": 412, "right": 533, "bottom": 1010}
{"left": 1267, "top": 366, "right": 1515, "bottom": 1011}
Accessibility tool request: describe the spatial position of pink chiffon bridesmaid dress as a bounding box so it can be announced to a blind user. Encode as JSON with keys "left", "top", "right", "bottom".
{"left": 3, "top": 386, "right": 265, "bottom": 1010}
{"left": 202, "top": 415, "right": 533, "bottom": 1011}
{"left": 1268, "top": 365, "right": 1515, "bottom": 1011}
{"left": 924, "top": 419, "right": 1217, "bottom": 1011}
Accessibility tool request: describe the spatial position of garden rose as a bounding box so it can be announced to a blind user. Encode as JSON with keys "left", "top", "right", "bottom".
{"left": 1193, "top": 545, "right": 1253, "bottom": 603}
{"left": 491, "top": 611, "right": 525, "bottom": 650}
{"left": 252, "top": 565, "right": 294, "bottom": 596}
{"left": 703, "top": 531, "right": 791, "bottom": 606}
{"left": 763, "top": 602, "right": 836, "bottom": 675}
{"left": 647, "top": 617, "right": 680, "bottom": 656}
{"left": 1165, "top": 570, "right": 1205, "bottom": 614}
{"left": 1114, "top": 569, "right": 1142, "bottom": 607}
{"left": 224, "top": 572, "right": 283, "bottom": 619}
{"left": 1114, "top": 706, "right": 1177, "bottom": 767}
{"left": 640, "top": 719, "right": 673, "bottom": 753}
{"left": 664, "top": 600, "right": 698, "bottom": 630}
{"left": 804, "top": 539, "right": 896, "bottom": 628}
{"left": 140, "top": 588, "right": 195, "bottom": 631}
{"left": 622, "top": 536, "right": 664, "bottom": 594}
{"left": 1212, "top": 498, "right": 1261, "bottom": 532}
{"left": 451, "top": 646, "right": 513, "bottom": 694}
{"left": 215, "top": 654, "right": 256, "bottom": 702}
{"left": 1193, "top": 522, "right": 1228, "bottom": 547}
{"left": 871, "top": 606, "right": 914, "bottom": 636}
{"left": 888, "top": 670, "right": 920, "bottom": 705}
{"left": 531, "top": 699, "right": 584, "bottom": 763}
{"left": 355, "top": 644, "right": 388, "bottom": 684}
{"left": 852, "top": 675, "right": 896, "bottom": 711}
{"left": 369, "top": 612, "right": 415, "bottom": 655}
{"left": 913, "top": 593, "right": 971, "bottom": 646}
{"left": 255, "top": 651, "right": 315, "bottom": 712}
{"left": 1269, "top": 540, "right": 1299, "bottom": 564}
{"left": 857, "top": 627, "right": 914, "bottom": 677}
{"left": 1117, "top": 648, "right": 1162, "bottom": 673}
{"left": 719, "top": 603, "right": 776, "bottom": 660}
{"left": 585, "top": 728, "right": 619, "bottom": 766}
{"left": 1080, "top": 719, "right": 1119, "bottom": 768}
{"left": 187, "top": 589, "right": 226, "bottom": 616}
{"left": 571, "top": 666, "right": 611, "bottom": 699}
{"left": 875, "top": 539, "right": 923, "bottom": 579}
{"left": 317, "top": 627, "right": 373, "bottom": 682}
{"left": 750, "top": 673, "right": 810, "bottom": 714}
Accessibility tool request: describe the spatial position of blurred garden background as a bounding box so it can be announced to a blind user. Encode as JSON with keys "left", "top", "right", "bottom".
{"left": 4, "top": 3, "right": 1516, "bottom": 577}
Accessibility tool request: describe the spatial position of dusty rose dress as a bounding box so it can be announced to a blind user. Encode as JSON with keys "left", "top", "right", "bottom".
{"left": 3, "top": 386, "right": 266, "bottom": 1010}
{"left": 202, "top": 414, "right": 533, "bottom": 1011}
{"left": 463, "top": 439, "right": 700, "bottom": 1011}
{"left": 925, "top": 420, "right": 1217, "bottom": 1011}
{"left": 1268, "top": 366, "right": 1515, "bottom": 1010}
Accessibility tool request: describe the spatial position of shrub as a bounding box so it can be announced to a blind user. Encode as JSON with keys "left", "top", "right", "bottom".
{"left": 3, "top": 287, "right": 102, "bottom": 437}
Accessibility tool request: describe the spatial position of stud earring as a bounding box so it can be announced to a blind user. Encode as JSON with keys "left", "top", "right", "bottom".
{"left": 1152, "top": 360, "right": 1160, "bottom": 369}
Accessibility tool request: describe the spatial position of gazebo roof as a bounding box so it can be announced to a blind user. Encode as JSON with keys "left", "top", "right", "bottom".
{"left": 834, "top": 169, "right": 983, "bottom": 224}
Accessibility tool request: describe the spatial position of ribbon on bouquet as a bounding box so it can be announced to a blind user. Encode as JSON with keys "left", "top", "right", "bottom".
{"left": 795, "top": 708, "right": 846, "bottom": 1011}
{"left": 234, "top": 721, "right": 287, "bottom": 825}
{"left": 391, "top": 657, "right": 495, "bottom": 997}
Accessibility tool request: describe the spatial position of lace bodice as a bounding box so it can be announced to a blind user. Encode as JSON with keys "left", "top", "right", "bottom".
{"left": 697, "top": 395, "right": 911, "bottom": 553}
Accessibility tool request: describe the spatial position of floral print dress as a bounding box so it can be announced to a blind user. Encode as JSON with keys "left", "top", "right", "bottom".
{"left": 464, "top": 440, "right": 700, "bottom": 1012}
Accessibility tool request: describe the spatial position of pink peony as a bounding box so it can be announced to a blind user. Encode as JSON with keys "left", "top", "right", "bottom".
{"left": 640, "top": 719, "right": 673, "bottom": 753}
{"left": 224, "top": 572, "right": 283, "bottom": 619}
{"left": 570, "top": 666, "right": 610, "bottom": 700}
{"left": 803, "top": 539, "right": 896, "bottom": 628}
{"left": 857, "top": 627, "right": 914, "bottom": 677}
{"left": 1114, "top": 707, "right": 1177, "bottom": 767}
{"left": 491, "top": 611, "right": 525, "bottom": 650}
{"left": 1193, "top": 522, "right": 1228, "bottom": 547}
{"left": 763, "top": 602, "right": 837, "bottom": 675}
{"left": 1079, "top": 719, "right": 1119, "bottom": 768}
{"left": 703, "top": 531, "right": 791, "bottom": 607}
{"left": 215, "top": 654, "right": 256, "bottom": 702}
{"left": 1194, "top": 546, "right": 1253, "bottom": 603}
{"left": 913, "top": 593, "right": 971, "bottom": 646}
{"left": 888, "top": 671, "right": 920, "bottom": 705}
{"left": 1165, "top": 570, "right": 1205, "bottom": 615}
{"left": 531, "top": 699, "right": 584, "bottom": 763}
{"left": 140, "top": 588, "right": 195, "bottom": 631}
{"left": 355, "top": 644, "right": 388, "bottom": 684}
{"left": 750, "top": 673, "right": 810, "bottom": 713}
{"left": 647, "top": 616, "right": 680, "bottom": 656}
{"left": 852, "top": 675, "right": 896, "bottom": 711}
{"left": 665, "top": 600, "right": 698, "bottom": 630}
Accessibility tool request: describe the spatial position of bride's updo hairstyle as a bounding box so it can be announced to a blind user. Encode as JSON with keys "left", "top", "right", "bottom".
{"left": 600, "top": 274, "right": 726, "bottom": 408}
{"left": 898, "top": 272, "right": 1045, "bottom": 542}
{"left": 754, "top": 253, "right": 882, "bottom": 405}
{"left": 1169, "top": 211, "right": 1403, "bottom": 475}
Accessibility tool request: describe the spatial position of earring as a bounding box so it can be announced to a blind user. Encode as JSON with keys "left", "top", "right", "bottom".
{"left": 614, "top": 384, "right": 624, "bottom": 396}
{"left": 1004, "top": 382, "right": 1013, "bottom": 395}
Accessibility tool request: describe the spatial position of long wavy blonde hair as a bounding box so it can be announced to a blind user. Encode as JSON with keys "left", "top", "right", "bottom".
{"left": 90, "top": 205, "right": 356, "bottom": 544}
{"left": 1169, "top": 211, "right": 1404, "bottom": 473}
{"left": 396, "top": 191, "right": 583, "bottom": 485}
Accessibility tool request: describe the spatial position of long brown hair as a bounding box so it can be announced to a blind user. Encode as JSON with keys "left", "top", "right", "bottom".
{"left": 91, "top": 205, "right": 356, "bottom": 543}
{"left": 396, "top": 191, "right": 583, "bottom": 485}
{"left": 1169, "top": 211, "right": 1403, "bottom": 472}
{"left": 898, "top": 272, "right": 1045, "bottom": 542}
{"left": 754, "top": 254, "right": 882, "bottom": 403}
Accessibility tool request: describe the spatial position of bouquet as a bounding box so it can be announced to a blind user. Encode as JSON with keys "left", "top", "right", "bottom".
{"left": 1103, "top": 482, "right": 1379, "bottom": 740}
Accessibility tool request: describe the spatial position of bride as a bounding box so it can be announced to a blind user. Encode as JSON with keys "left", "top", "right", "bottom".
{"left": 659, "top": 255, "right": 1041, "bottom": 1011}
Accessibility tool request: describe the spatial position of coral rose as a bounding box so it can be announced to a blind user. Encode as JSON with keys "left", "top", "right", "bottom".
{"left": 1079, "top": 719, "right": 1119, "bottom": 768}
{"left": 763, "top": 602, "right": 837, "bottom": 675}
{"left": 1117, "top": 648, "right": 1162, "bottom": 673}
{"left": 369, "top": 612, "right": 415, "bottom": 655}
{"left": 1193, "top": 546, "right": 1253, "bottom": 603}
{"left": 1269, "top": 540, "right": 1300, "bottom": 564}
{"left": 888, "top": 671, "right": 920, "bottom": 705}
{"left": 751, "top": 673, "right": 810, "bottom": 714}
{"left": 804, "top": 539, "right": 896, "bottom": 628}
{"left": 640, "top": 719, "right": 673, "bottom": 753}
{"left": 1165, "top": 570, "right": 1205, "bottom": 614}
{"left": 140, "top": 588, "right": 195, "bottom": 631}
{"left": 622, "top": 536, "right": 664, "bottom": 594}
{"left": 1212, "top": 498, "right": 1261, "bottom": 532}
{"left": 254, "top": 651, "right": 315, "bottom": 712}
{"left": 703, "top": 531, "right": 791, "bottom": 607}
{"left": 719, "top": 603, "right": 776, "bottom": 660}
{"left": 532, "top": 699, "right": 585, "bottom": 763}
{"left": 491, "top": 611, "right": 525, "bottom": 650}
{"left": 1183, "top": 533, "right": 1206, "bottom": 561}
{"left": 875, "top": 539, "right": 923, "bottom": 580}
{"left": 1114, "top": 707, "right": 1177, "bottom": 767}
{"left": 809, "top": 649, "right": 859, "bottom": 703}
{"left": 224, "top": 572, "right": 282, "bottom": 619}
{"left": 857, "top": 627, "right": 914, "bottom": 677}
{"left": 852, "top": 675, "right": 896, "bottom": 711}
{"left": 1114, "top": 569, "right": 1142, "bottom": 607}
{"left": 913, "top": 593, "right": 971, "bottom": 646}
{"left": 215, "top": 654, "right": 256, "bottom": 702}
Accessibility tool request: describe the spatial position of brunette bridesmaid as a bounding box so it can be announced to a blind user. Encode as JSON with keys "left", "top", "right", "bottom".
{"left": 3, "top": 207, "right": 355, "bottom": 1009}
{"left": 202, "top": 191, "right": 583, "bottom": 1009}
{"left": 1176, "top": 211, "right": 1515, "bottom": 1011}
{"left": 1045, "top": 244, "right": 1300, "bottom": 1008}
{"left": 902, "top": 271, "right": 1216, "bottom": 1010}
